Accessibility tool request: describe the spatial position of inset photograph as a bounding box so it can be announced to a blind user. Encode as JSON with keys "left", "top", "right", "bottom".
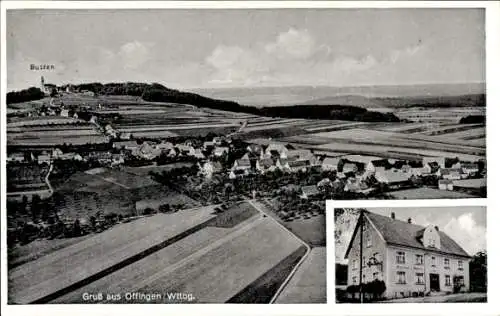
{"left": 8, "top": 199, "right": 326, "bottom": 304}
{"left": 335, "top": 206, "right": 486, "bottom": 303}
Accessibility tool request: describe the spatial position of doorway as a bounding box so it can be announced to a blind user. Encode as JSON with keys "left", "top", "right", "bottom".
{"left": 429, "top": 273, "right": 440, "bottom": 292}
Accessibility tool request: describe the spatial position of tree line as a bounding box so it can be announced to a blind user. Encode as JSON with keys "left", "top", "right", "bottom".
{"left": 68, "top": 82, "right": 401, "bottom": 122}
{"left": 7, "top": 87, "right": 45, "bottom": 104}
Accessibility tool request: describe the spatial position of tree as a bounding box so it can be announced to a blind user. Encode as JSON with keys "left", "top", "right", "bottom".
{"left": 90, "top": 216, "right": 97, "bottom": 231}
{"left": 72, "top": 219, "right": 82, "bottom": 237}
{"left": 50, "top": 88, "right": 58, "bottom": 97}
{"left": 143, "top": 207, "right": 155, "bottom": 215}
{"left": 470, "top": 250, "right": 487, "bottom": 292}
{"left": 159, "top": 204, "right": 171, "bottom": 213}
{"left": 31, "top": 194, "right": 41, "bottom": 222}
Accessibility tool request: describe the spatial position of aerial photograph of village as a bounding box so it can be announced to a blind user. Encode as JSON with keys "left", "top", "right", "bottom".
{"left": 5, "top": 8, "right": 484, "bottom": 304}
{"left": 335, "top": 207, "right": 487, "bottom": 303}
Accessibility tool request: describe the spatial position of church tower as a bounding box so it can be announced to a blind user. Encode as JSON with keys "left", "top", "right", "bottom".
{"left": 41, "top": 76, "right": 45, "bottom": 90}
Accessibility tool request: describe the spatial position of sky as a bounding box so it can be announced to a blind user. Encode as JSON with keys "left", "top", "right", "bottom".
{"left": 335, "top": 206, "right": 486, "bottom": 263}
{"left": 7, "top": 9, "right": 485, "bottom": 92}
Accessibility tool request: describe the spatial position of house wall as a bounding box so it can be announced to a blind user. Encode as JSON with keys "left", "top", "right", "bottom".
{"left": 347, "top": 215, "right": 387, "bottom": 287}
{"left": 385, "top": 246, "right": 470, "bottom": 299}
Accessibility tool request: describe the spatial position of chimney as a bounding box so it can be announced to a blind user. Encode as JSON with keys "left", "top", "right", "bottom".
{"left": 390, "top": 212, "right": 395, "bottom": 220}
{"left": 435, "top": 226, "right": 439, "bottom": 231}
{"left": 407, "top": 218, "right": 412, "bottom": 224}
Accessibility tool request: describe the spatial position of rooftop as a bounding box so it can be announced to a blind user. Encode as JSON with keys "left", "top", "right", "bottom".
{"left": 345, "top": 211, "right": 470, "bottom": 259}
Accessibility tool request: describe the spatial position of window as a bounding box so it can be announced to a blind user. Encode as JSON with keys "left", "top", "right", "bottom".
{"left": 416, "top": 273, "right": 424, "bottom": 285}
{"left": 455, "top": 276, "right": 464, "bottom": 286}
{"left": 352, "top": 259, "right": 357, "bottom": 269}
{"left": 373, "top": 272, "right": 379, "bottom": 280}
{"left": 431, "top": 256, "right": 436, "bottom": 267}
{"left": 373, "top": 252, "right": 381, "bottom": 263}
{"left": 429, "top": 238, "right": 436, "bottom": 247}
{"left": 396, "top": 271, "right": 406, "bottom": 284}
{"left": 396, "top": 251, "right": 406, "bottom": 264}
{"left": 458, "top": 260, "right": 463, "bottom": 270}
{"left": 367, "top": 233, "right": 372, "bottom": 247}
{"left": 444, "top": 258, "right": 450, "bottom": 269}
{"left": 362, "top": 274, "right": 366, "bottom": 283}
{"left": 445, "top": 275, "right": 451, "bottom": 286}
{"left": 415, "top": 254, "right": 424, "bottom": 265}
{"left": 352, "top": 276, "right": 357, "bottom": 284}
{"left": 362, "top": 222, "right": 367, "bottom": 231}
{"left": 363, "top": 256, "right": 366, "bottom": 267}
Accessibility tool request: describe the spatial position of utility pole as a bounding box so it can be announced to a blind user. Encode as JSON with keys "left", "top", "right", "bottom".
{"left": 359, "top": 210, "right": 364, "bottom": 303}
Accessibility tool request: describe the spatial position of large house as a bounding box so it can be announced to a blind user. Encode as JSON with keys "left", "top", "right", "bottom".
{"left": 345, "top": 211, "right": 471, "bottom": 299}
{"left": 321, "top": 157, "right": 340, "bottom": 171}
{"left": 256, "top": 157, "right": 275, "bottom": 173}
{"left": 438, "top": 168, "right": 462, "bottom": 180}
{"left": 423, "top": 157, "right": 446, "bottom": 169}
{"left": 113, "top": 140, "right": 138, "bottom": 151}
{"left": 375, "top": 170, "right": 411, "bottom": 189}
{"left": 263, "top": 143, "right": 288, "bottom": 158}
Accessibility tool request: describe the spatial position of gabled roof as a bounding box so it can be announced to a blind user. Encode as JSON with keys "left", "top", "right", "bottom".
{"left": 439, "top": 179, "right": 453, "bottom": 184}
{"left": 287, "top": 149, "right": 312, "bottom": 158}
{"left": 461, "top": 163, "right": 479, "bottom": 169}
{"left": 113, "top": 140, "right": 138, "bottom": 148}
{"left": 441, "top": 168, "right": 462, "bottom": 176}
{"left": 258, "top": 157, "right": 274, "bottom": 168}
{"left": 301, "top": 185, "right": 320, "bottom": 196}
{"left": 343, "top": 163, "right": 356, "bottom": 170}
{"left": 235, "top": 159, "right": 251, "bottom": 167}
{"left": 343, "top": 155, "right": 382, "bottom": 165}
{"left": 322, "top": 157, "right": 340, "bottom": 166}
{"left": 288, "top": 159, "right": 310, "bottom": 168}
{"left": 371, "top": 159, "right": 390, "bottom": 168}
{"left": 376, "top": 170, "right": 410, "bottom": 183}
{"left": 344, "top": 211, "right": 471, "bottom": 259}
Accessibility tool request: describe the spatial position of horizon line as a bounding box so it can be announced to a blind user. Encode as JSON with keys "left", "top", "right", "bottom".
{"left": 7, "top": 80, "right": 486, "bottom": 94}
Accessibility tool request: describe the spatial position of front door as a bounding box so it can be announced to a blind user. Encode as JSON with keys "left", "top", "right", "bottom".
{"left": 430, "top": 273, "right": 440, "bottom": 292}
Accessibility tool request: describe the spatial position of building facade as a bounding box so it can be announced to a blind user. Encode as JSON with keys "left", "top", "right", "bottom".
{"left": 345, "top": 211, "right": 471, "bottom": 299}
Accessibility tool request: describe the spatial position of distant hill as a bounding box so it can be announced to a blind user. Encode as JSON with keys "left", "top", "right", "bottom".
{"left": 8, "top": 81, "right": 400, "bottom": 123}
{"left": 192, "top": 82, "right": 486, "bottom": 108}
{"left": 301, "top": 95, "right": 383, "bottom": 108}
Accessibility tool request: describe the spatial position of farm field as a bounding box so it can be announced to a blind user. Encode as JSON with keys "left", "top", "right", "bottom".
{"left": 314, "top": 142, "right": 483, "bottom": 162}
{"left": 7, "top": 117, "right": 83, "bottom": 127}
{"left": 8, "top": 235, "right": 91, "bottom": 269}
{"left": 388, "top": 187, "right": 478, "bottom": 199}
{"left": 254, "top": 199, "right": 325, "bottom": 247}
{"left": 53, "top": 169, "right": 197, "bottom": 220}
{"left": 283, "top": 215, "right": 326, "bottom": 247}
{"left": 124, "top": 162, "right": 194, "bottom": 176}
{"left": 274, "top": 247, "right": 326, "bottom": 304}
{"left": 434, "top": 127, "right": 485, "bottom": 140}
{"left": 51, "top": 209, "right": 263, "bottom": 303}
{"left": 8, "top": 205, "right": 218, "bottom": 304}
{"left": 311, "top": 128, "right": 485, "bottom": 151}
{"left": 8, "top": 135, "right": 108, "bottom": 146}
{"left": 135, "top": 218, "right": 303, "bottom": 303}
{"left": 395, "top": 107, "right": 485, "bottom": 123}
{"left": 51, "top": 206, "right": 303, "bottom": 303}
{"left": 453, "top": 178, "right": 486, "bottom": 188}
